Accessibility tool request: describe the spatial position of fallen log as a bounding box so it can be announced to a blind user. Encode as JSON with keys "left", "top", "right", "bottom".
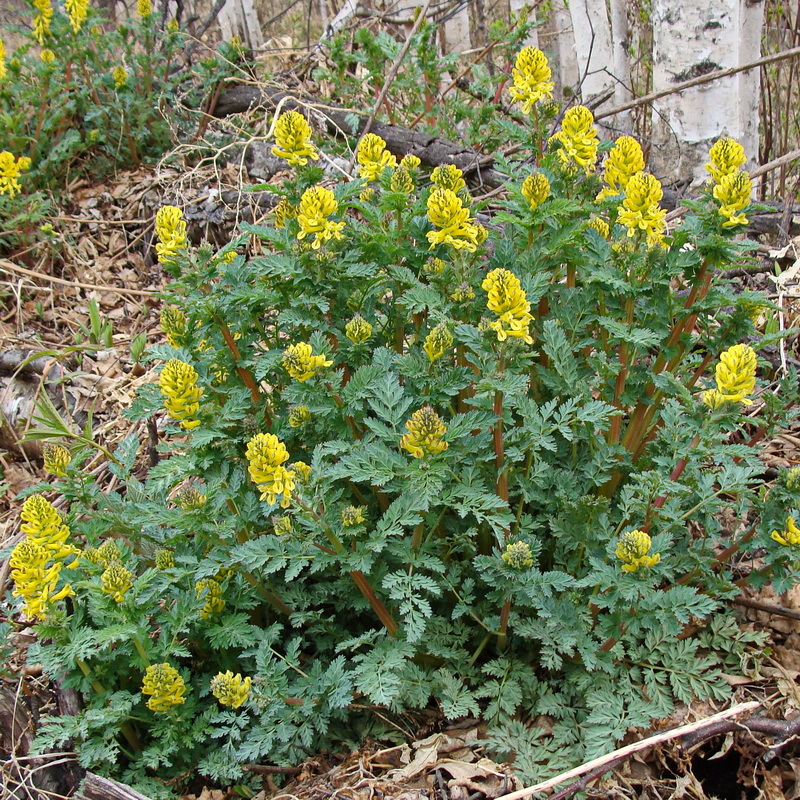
{"left": 78, "top": 772, "right": 154, "bottom": 800}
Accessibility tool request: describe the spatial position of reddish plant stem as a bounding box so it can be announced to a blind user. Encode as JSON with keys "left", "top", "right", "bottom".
{"left": 219, "top": 321, "right": 262, "bottom": 407}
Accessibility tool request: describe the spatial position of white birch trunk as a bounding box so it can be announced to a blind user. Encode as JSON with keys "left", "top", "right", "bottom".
{"left": 509, "top": 0, "right": 539, "bottom": 49}
{"left": 539, "top": 0, "right": 579, "bottom": 100}
{"left": 568, "top": 0, "right": 614, "bottom": 103}
{"left": 218, "top": 0, "right": 263, "bottom": 49}
{"left": 443, "top": 2, "right": 472, "bottom": 54}
{"left": 609, "top": 0, "right": 633, "bottom": 130}
{"left": 650, "top": 0, "right": 764, "bottom": 186}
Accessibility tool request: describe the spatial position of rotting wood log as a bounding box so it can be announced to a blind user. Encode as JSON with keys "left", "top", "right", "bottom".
{"left": 78, "top": 772, "right": 154, "bottom": 800}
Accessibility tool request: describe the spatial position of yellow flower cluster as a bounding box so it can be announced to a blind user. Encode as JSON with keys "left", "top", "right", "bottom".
{"left": 101, "top": 562, "right": 133, "bottom": 602}
{"left": 0, "top": 38, "right": 6, "bottom": 81}
{"left": 772, "top": 516, "right": 800, "bottom": 548}
{"left": 502, "top": 541, "right": 534, "bottom": 569}
{"left": 426, "top": 188, "right": 481, "bottom": 251}
{"left": 195, "top": 578, "right": 225, "bottom": 618}
{"left": 509, "top": 47, "right": 554, "bottom": 113}
{"left": 137, "top": 0, "right": 152, "bottom": 17}
{"left": 296, "top": 186, "right": 345, "bottom": 250}
{"left": 65, "top": 0, "right": 88, "bottom": 33}
{"left": 423, "top": 322, "right": 453, "bottom": 363}
{"left": 702, "top": 343, "right": 757, "bottom": 408}
{"left": 141, "top": 663, "right": 186, "bottom": 712}
{"left": 706, "top": 138, "right": 746, "bottom": 184}
{"left": 112, "top": 66, "right": 127, "bottom": 88}
{"left": 246, "top": 432, "right": 296, "bottom": 507}
{"left": 345, "top": 314, "right": 372, "bottom": 344}
{"left": 0, "top": 151, "right": 31, "bottom": 198}
{"left": 155, "top": 550, "right": 175, "bottom": 569}
{"left": 154, "top": 205, "right": 187, "bottom": 264}
{"left": 176, "top": 486, "right": 206, "bottom": 510}
{"left": 33, "top": 0, "right": 53, "bottom": 44}
{"left": 160, "top": 306, "right": 187, "bottom": 347}
{"left": 159, "top": 359, "right": 202, "bottom": 429}
{"left": 550, "top": 106, "right": 598, "bottom": 173}
{"left": 43, "top": 443, "right": 70, "bottom": 476}
{"left": 10, "top": 495, "right": 80, "bottom": 619}
{"left": 273, "top": 199, "right": 296, "bottom": 229}
{"left": 40, "top": 49, "right": 55, "bottom": 64}
{"left": 431, "top": 164, "right": 466, "bottom": 195}
{"left": 283, "top": 342, "right": 333, "bottom": 382}
{"left": 273, "top": 516, "right": 293, "bottom": 536}
{"left": 617, "top": 172, "right": 667, "bottom": 247}
{"left": 400, "top": 406, "right": 449, "bottom": 458}
{"left": 271, "top": 111, "right": 319, "bottom": 166}
{"left": 615, "top": 529, "right": 660, "bottom": 573}
{"left": 211, "top": 671, "right": 251, "bottom": 708}
{"left": 292, "top": 460, "right": 311, "bottom": 483}
{"left": 597, "top": 136, "right": 644, "bottom": 201}
{"left": 521, "top": 173, "right": 550, "bottom": 211}
{"left": 712, "top": 170, "right": 752, "bottom": 228}
{"left": 84, "top": 539, "right": 120, "bottom": 566}
{"left": 390, "top": 166, "right": 414, "bottom": 194}
{"left": 481, "top": 267, "right": 534, "bottom": 345}
{"left": 588, "top": 217, "right": 610, "bottom": 238}
{"left": 357, "top": 133, "right": 397, "bottom": 181}
{"left": 288, "top": 405, "right": 311, "bottom": 428}
{"left": 341, "top": 506, "right": 366, "bottom": 527}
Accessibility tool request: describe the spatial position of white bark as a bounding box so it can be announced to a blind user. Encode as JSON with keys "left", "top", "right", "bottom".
{"left": 218, "top": 0, "right": 263, "bottom": 49}
{"left": 509, "top": 0, "right": 539, "bottom": 49}
{"left": 443, "top": 1, "right": 472, "bottom": 54}
{"left": 650, "top": 0, "right": 764, "bottom": 186}
{"left": 568, "top": 0, "right": 614, "bottom": 102}
{"left": 609, "top": 0, "right": 633, "bottom": 130}
{"left": 539, "top": 0, "right": 579, "bottom": 100}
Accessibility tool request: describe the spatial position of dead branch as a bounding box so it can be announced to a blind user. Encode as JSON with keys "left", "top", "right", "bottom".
{"left": 78, "top": 772, "right": 154, "bottom": 800}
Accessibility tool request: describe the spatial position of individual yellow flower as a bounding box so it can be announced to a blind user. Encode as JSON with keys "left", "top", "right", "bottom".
{"left": 211, "top": 671, "right": 251, "bottom": 708}
{"left": 101, "top": 562, "right": 133, "bottom": 602}
{"left": 273, "top": 199, "right": 295, "bottom": 229}
{"left": 400, "top": 154, "right": 421, "bottom": 170}
{"left": 288, "top": 406, "right": 312, "bottom": 428}
{"left": 176, "top": 486, "right": 207, "bottom": 510}
{"left": 111, "top": 65, "right": 127, "bottom": 87}
{"left": 154, "top": 205, "right": 187, "bottom": 264}
{"left": 137, "top": 0, "right": 152, "bottom": 17}
{"left": 195, "top": 578, "right": 225, "bottom": 618}
{"left": 712, "top": 170, "right": 752, "bottom": 228}
{"left": 271, "top": 110, "right": 319, "bottom": 166}
{"left": 345, "top": 314, "right": 372, "bottom": 344}
{"left": 587, "top": 217, "right": 610, "bottom": 238}
{"left": 482, "top": 268, "right": 534, "bottom": 345}
{"left": 502, "top": 541, "right": 534, "bottom": 569}
{"left": 771, "top": 516, "right": 800, "bottom": 547}
{"left": 65, "top": 0, "right": 88, "bottom": 33}
{"left": 357, "top": 133, "right": 397, "bottom": 181}
{"left": 341, "top": 506, "right": 366, "bottom": 527}
{"left": 160, "top": 305, "right": 187, "bottom": 347}
{"left": 142, "top": 663, "right": 186, "bottom": 712}
{"left": 423, "top": 322, "right": 453, "bottom": 363}
{"left": 615, "top": 529, "right": 660, "bottom": 573}
{"left": 282, "top": 342, "right": 333, "bottom": 382}
{"left": 40, "top": 48, "right": 55, "bottom": 64}
{"left": 617, "top": 172, "right": 667, "bottom": 247}
{"left": 32, "top": 0, "right": 53, "bottom": 44}
{"left": 400, "top": 406, "right": 449, "bottom": 458}
{"left": 159, "top": 359, "right": 202, "bottom": 429}
{"left": 291, "top": 461, "right": 311, "bottom": 483}
{"left": 550, "top": 106, "right": 599, "bottom": 173}
{"left": 597, "top": 136, "right": 645, "bottom": 201}
{"left": 246, "top": 432, "right": 296, "bottom": 507}
{"left": 521, "top": 173, "right": 550, "bottom": 211}
{"left": 0, "top": 152, "right": 31, "bottom": 198}
{"left": 509, "top": 46, "right": 554, "bottom": 113}
{"left": 702, "top": 343, "right": 757, "bottom": 408}
{"left": 0, "top": 38, "right": 5, "bottom": 81}
{"left": 43, "top": 443, "right": 70, "bottom": 476}
{"left": 296, "top": 186, "right": 345, "bottom": 250}
{"left": 706, "top": 137, "right": 746, "bottom": 184}
{"left": 426, "top": 187, "right": 481, "bottom": 251}
{"left": 155, "top": 550, "right": 175, "bottom": 569}
{"left": 273, "top": 515, "right": 293, "bottom": 536}
{"left": 431, "top": 164, "right": 466, "bottom": 195}
{"left": 390, "top": 166, "right": 414, "bottom": 194}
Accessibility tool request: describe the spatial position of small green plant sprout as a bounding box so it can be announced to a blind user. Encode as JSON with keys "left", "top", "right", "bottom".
{"left": 77, "top": 298, "right": 114, "bottom": 347}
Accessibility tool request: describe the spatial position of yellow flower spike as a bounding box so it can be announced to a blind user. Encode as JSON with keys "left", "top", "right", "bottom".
{"left": 43, "top": 443, "right": 70, "bottom": 477}
{"left": 20, "top": 495, "right": 78, "bottom": 562}
{"left": 712, "top": 170, "right": 752, "bottom": 228}
{"left": 426, "top": 187, "right": 480, "bottom": 252}
{"left": 423, "top": 322, "right": 453, "bottom": 363}
{"left": 400, "top": 406, "right": 449, "bottom": 458}
{"left": 0, "top": 38, "right": 6, "bottom": 81}
{"left": 341, "top": 506, "right": 366, "bottom": 527}
{"left": 101, "top": 562, "right": 133, "bottom": 602}
{"left": 112, "top": 65, "right": 127, "bottom": 87}
{"left": 357, "top": 133, "right": 397, "bottom": 181}
{"left": 706, "top": 137, "right": 747, "bottom": 184}
{"left": 288, "top": 405, "right": 311, "bottom": 428}
{"left": 176, "top": 486, "right": 207, "bottom": 510}
{"left": 137, "top": 0, "right": 152, "bottom": 17}
{"left": 167, "top": 17, "right": 179, "bottom": 30}
{"left": 509, "top": 46, "right": 554, "bottom": 113}
{"left": 703, "top": 343, "right": 757, "bottom": 408}
{"left": 158, "top": 359, "right": 203, "bottom": 429}
{"left": 617, "top": 172, "right": 667, "bottom": 247}
{"left": 615, "top": 529, "right": 660, "bottom": 573}
{"left": 211, "top": 671, "right": 251, "bottom": 708}
{"left": 271, "top": 110, "right": 319, "bottom": 166}
{"left": 154, "top": 205, "right": 187, "bottom": 264}
{"left": 0, "top": 151, "right": 31, "bottom": 198}
{"left": 33, "top": 0, "right": 53, "bottom": 44}
{"left": 345, "top": 314, "right": 373, "bottom": 344}
{"left": 588, "top": 217, "right": 610, "bottom": 238}
{"left": 65, "top": 0, "right": 88, "bottom": 33}
{"left": 155, "top": 550, "right": 175, "bottom": 569}
{"left": 450, "top": 282, "right": 475, "bottom": 302}
{"left": 273, "top": 516, "right": 293, "bottom": 536}
{"left": 502, "top": 541, "right": 534, "bottom": 569}
{"left": 771, "top": 516, "right": 800, "bottom": 548}
{"left": 521, "top": 173, "right": 550, "bottom": 211}
{"left": 141, "top": 663, "right": 186, "bottom": 712}
{"left": 273, "top": 199, "right": 295, "bottom": 229}
{"left": 400, "top": 153, "right": 421, "bottom": 170}
{"left": 425, "top": 256, "right": 446, "bottom": 275}
{"left": 481, "top": 267, "right": 534, "bottom": 345}
{"left": 390, "top": 166, "right": 414, "bottom": 194}
{"left": 296, "top": 186, "right": 345, "bottom": 250}
{"left": 597, "top": 136, "right": 645, "bottom": 201}
{"left": 84, "top": 539, "right": 120, "bottom": 566}
{"left": 246, "top": 432, "right": 296, "bottom": 507}
{"left": 550, "top": 105, "right": 599, "bottom": 173}
{"left": 160, "top": 306, "right": 187, "bottom": 347}
{"left": 195, "top": 578, "right": 225, "bottom": 618}
{"left": 282, "top": 342, "right": 333, "bottom": 382}
{"left": 431, "top": 164, "right": 466, "bottom": 194}
{"left": 291, "top": 461, "right": 311, "bottom": 483}
{"left": 40, "top": 49, "right": 55, "bottom": 64}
